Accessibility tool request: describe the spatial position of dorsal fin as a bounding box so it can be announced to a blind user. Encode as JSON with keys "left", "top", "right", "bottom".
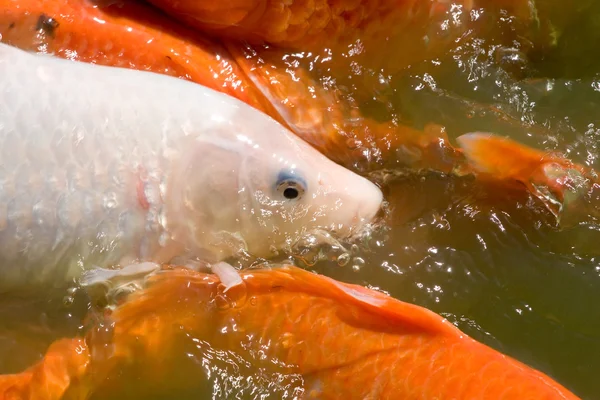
{"left": 244, "top": 265, "right": 463, "bottom": 338}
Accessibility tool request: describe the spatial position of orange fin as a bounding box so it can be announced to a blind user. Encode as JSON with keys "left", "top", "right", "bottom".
{"left": 254, "top": 265, "right": 462, "bottom": 337}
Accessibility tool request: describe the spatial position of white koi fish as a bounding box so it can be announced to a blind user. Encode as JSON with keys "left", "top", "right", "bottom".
{"left": 0, "top": 43, "right": 383, "bottom": 293}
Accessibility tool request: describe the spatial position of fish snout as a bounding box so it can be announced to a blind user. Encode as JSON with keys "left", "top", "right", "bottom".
{"left": 350, "top": 178, "right": 384, "bottom": 232}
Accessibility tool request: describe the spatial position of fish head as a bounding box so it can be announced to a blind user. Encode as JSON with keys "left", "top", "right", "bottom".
{"left": 235, "top": 127, "right": 384, "bottom": 258}
{"left": 167, "top": 109, "right": 384, "bottom": 262}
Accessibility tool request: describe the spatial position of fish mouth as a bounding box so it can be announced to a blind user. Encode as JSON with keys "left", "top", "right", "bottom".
{"left": 346, "top": 187, "right": 387, "bottom": 240}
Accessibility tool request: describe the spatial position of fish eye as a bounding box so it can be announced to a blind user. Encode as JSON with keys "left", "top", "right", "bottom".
{"left": 275, "top": 169, "right": 306, "bottom": 201}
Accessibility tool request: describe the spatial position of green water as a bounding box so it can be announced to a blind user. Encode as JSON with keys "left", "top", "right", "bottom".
{"left": 3, "top": 1, "right": 600, "bottom": 399}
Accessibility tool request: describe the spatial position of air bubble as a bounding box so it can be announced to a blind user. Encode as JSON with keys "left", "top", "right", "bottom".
{"left": 63, "top": 295, "right": 74, "bottom": 307}
{"left": 337, "top": 253, "right": 351, "bottom": 266}
{"left": 354, "top": 257, "right": 365, "bottom": 266}
{"left": 351, "top": 257, "right": 365, "bottom": 271}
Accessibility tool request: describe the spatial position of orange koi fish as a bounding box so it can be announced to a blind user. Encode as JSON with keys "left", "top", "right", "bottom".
{"left": 0, "top": 265, "right": 580, "bottom": 399}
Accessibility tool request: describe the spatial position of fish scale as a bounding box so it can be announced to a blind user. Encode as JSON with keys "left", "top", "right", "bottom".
{"left": 0, "top": 45, "right": 219, "bottom": 291}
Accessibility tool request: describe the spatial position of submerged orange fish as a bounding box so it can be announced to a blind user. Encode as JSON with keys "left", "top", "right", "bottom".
{"left": 0, "top": 265, "right": 580, "bottom": 399}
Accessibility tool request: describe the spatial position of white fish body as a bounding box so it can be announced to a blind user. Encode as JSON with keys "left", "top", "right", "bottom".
{"left": 0, "top": 43, "right": 383, "bottom": 293}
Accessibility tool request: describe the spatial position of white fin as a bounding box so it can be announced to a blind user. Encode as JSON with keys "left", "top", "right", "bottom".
{"left": 211, "top": 262, "right": 243, "bottom": 292}
{"left": 80, "top": 262, "right": 161, "bottom": 288}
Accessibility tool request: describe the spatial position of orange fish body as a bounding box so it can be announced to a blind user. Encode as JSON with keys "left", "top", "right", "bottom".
{"left": 0, "top": 266, "right": 580, "bottom": 399}
{"left": 142, "top": 0, "right": 459, "bottom": 50}
{"left": 143, "top": 0, "right": 535, "bottom": 55}
{"left": 137, "top": 0, "right": 542, "bottom": 105}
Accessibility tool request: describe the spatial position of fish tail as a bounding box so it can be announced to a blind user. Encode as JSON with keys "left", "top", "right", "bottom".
{"left": 457, "top": 132, "right": 597, "bottom": 224}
